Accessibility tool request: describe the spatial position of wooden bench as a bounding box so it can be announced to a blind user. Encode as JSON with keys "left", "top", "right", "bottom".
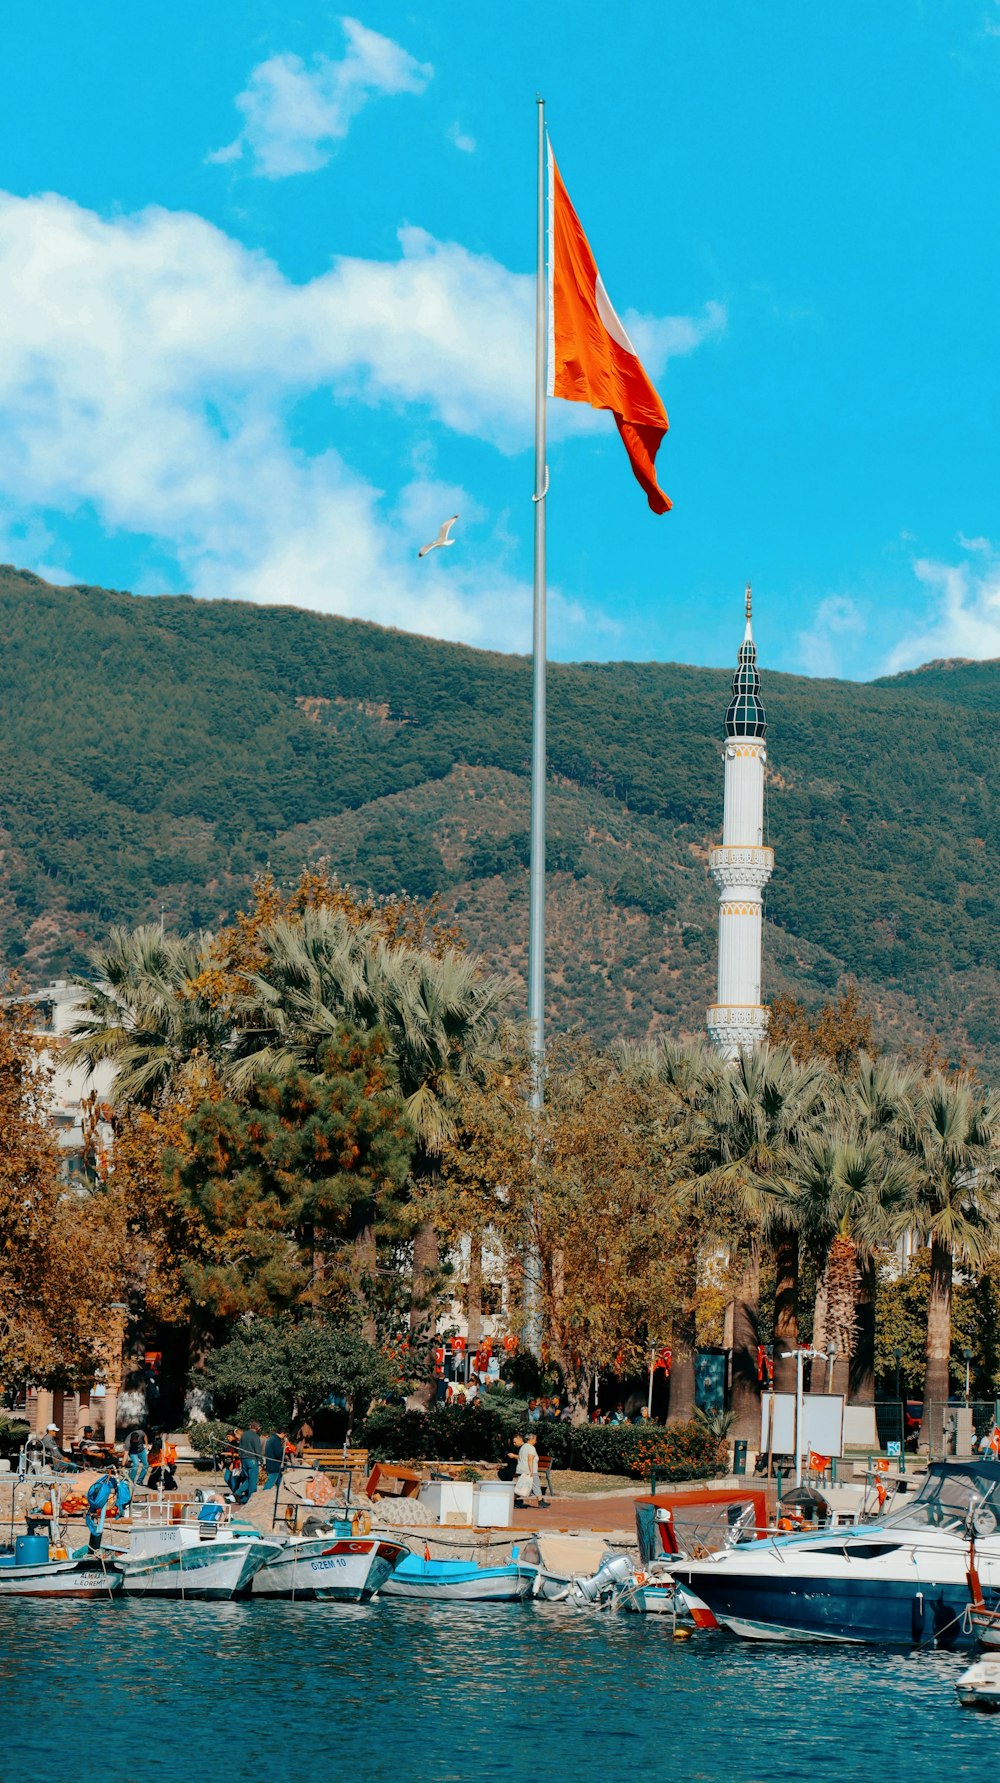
{"left": 70, "top": 1441, "right": 118, "bottom": 1469}
{"left": 298, "top": 1447, "right": 369, "bottom": 1486}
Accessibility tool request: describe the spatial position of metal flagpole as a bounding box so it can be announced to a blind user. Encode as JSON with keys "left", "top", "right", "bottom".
{"left": 523, "top": 94, "right": 547, "bottom": 1357}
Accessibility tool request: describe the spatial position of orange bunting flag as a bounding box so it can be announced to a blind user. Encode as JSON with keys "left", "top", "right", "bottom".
{"left": 548, "top": 145, "right": 671, "bottom": 514}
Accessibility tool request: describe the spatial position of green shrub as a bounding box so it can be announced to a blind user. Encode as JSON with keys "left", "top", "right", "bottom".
{"left": 631, "top": 1423, "right": 725, "bottom": 1481}
{"left": 0, "top": 1417, "right": 29, "bottom": 1460}
{"left": 185, "top": 1418, "right": 232, "bottom": 1458}
{"left": 358, "top": 1405, "right": 722, "bottom": 1479}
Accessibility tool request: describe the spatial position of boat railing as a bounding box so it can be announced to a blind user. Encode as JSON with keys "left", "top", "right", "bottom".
{"left": 118, "top": 1492, "right": 224, "bottom": 1528}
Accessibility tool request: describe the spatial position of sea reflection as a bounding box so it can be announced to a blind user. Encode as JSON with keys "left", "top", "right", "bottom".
{"left": 6, "top": 1598, "right": 1000, "bottom": 1780}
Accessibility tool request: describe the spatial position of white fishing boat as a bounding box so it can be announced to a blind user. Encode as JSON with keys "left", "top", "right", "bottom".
{"left": 956, "top": 1657, "right": 1000, "bottom": 1710}
{"left": 520, "top": 1534, "right": 621, "bottom": 1603}
{"left": 252, "top": 1520, "right": 408, "bottom": 1601}
{"left": 0, "top": 1537, "right": 122, "bottom": 1599}
{"left": 673, "top": 1460, "right": 1000, "bottom": 1645}
{"left": 108, "top": 1493, "right": 280, "bottom": 1599}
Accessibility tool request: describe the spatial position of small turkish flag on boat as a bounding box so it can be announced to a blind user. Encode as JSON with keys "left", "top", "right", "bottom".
{"left": 548, "top": 146, "right": 671, "bottom": 513}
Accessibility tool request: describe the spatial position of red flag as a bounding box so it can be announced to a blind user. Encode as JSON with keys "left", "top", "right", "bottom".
{"left": 548, "top": 145, "right": 671, "bottom": 514}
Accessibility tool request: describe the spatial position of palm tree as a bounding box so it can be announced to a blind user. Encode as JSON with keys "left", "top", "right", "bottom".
{"left": 65, "top": 926, "right": 227, "bottom": 1105}
{"left": 381, "top": 948, "right": 512, "bottom": 1340}
{"left": 703, "top": 1046, "right": 828, "bottom": 1437}
{"left": 896, "top": 1073, "right": 1000, "bottom": 1450}
{"left": 798, "top": 1057, "right": 919, "bottom": 1399}
{"left": 799, "top": 1130, "right": 913, "bottom": 1398}
{"left": 844, "top": 1056, "right": 921, "bottom": 1402}
{"left": 617, "top": 1038, "right": 725, "bottom": 1425}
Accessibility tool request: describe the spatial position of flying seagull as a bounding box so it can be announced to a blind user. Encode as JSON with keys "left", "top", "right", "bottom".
{"left": 418, "top": 515, "right": 459, "bottom": 558}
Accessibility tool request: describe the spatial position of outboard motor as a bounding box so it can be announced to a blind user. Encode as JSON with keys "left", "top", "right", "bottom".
{"left": 725, "top": 1503, "right": 758, "bottom": 1546}
{"left": 572, "top": 1551, "right": 633, "bottom": 1603}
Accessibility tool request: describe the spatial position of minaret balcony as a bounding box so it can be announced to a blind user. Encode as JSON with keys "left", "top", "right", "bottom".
{"left": 709, "top": 844, "right": 774, "bottom": 891}
{"left": 706, "top": 1003, "right": 770, "bottom": 1057}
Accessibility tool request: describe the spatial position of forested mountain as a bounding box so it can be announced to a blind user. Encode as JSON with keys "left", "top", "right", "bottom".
{"left": 0, "top": 566, "right": 996, "bottom": 1061}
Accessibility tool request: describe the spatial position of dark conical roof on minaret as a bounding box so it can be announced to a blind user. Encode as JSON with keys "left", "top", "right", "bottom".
{"left": 724, "top": 582, "right": 767, "bottom": 738}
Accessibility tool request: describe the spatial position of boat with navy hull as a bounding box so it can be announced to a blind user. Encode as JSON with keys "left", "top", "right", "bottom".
{"left": 673, "top": 1461, "right": 1000, "bottom": 1646}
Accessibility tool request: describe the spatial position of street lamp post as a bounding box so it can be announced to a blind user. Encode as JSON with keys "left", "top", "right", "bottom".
{"left": 894, "top": 1345, "right": 906, "bottom": 1477}
{"left": 782, "top": 1348, "right": 829, "bottom": 1488}
{"left": 964, "top": 1348, "right": 973, "bottom": 1405}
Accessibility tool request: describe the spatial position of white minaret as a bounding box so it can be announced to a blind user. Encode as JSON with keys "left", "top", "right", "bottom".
{"left": 707, "top": 586, "right": 773, "bottom": 1059}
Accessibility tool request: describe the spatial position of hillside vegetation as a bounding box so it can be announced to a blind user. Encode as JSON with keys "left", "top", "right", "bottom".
{"left": 0, "top": 567, "right": 996, "bottom": 1059}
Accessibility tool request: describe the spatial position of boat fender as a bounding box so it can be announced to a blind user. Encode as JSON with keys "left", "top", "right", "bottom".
{"left": 912, "top": 1591, "right": 926, "bottom": 1645}
{"left": 352, "top": 1510, "right": 372, "bottom": 1537}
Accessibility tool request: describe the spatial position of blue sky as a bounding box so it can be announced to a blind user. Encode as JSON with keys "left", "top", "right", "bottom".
{"left": 0, "top": 2, "right": 999, "bottom": 678}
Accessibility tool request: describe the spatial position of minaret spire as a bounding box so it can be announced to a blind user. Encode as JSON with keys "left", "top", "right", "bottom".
{"left": 707, "top": 588, "right": 774, "bottom": 1060}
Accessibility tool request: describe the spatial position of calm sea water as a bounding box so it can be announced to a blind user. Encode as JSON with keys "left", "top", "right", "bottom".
{"left": 5, "top": 1599, "right": 999, "bottom": 1781}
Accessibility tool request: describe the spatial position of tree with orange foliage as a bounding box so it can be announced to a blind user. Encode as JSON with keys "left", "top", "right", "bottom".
{"left": 0, "top": 987, "right": 130, "bottom": 1386}
{"left": 768, "top": 982, "right": 875, "bottom": 1074}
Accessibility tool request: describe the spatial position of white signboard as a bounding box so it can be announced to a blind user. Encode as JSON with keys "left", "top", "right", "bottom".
{"left": 759, "top": 1392, "right": 845, "bottom": 1459}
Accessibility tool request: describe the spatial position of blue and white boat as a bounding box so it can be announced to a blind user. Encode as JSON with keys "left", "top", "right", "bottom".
{"left": 673, "top": 1460, "right": 1000, "bottom": 1645}
{"left": 380, "top": 1550, "right": 536, "bottom": 1602}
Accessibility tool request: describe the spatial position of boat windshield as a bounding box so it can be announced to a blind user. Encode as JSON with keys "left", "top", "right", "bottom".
{"left": 883, "top": 1465, "right": 1000, "bottom": 1535}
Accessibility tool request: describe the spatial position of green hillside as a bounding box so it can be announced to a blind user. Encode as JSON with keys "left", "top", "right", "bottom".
{"left": 0, "top": 566, "right": 996, "bottom": 1061}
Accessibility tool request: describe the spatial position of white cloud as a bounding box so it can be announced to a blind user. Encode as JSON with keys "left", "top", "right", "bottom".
{"left": 0, "top": 188, "right": 721, "bottom": 653}
{"left": 448, "top": 123, "right": 476, "bottom": 154}
{"left": 209, "top": 18, "right": 432, "bottom": 178}
{"left": 884, "top": 547, "right": 1000, "bottom": 673}
{"left": 796, "top": 594, "right": 866, "bottom": 677}
{"left": 624, "top": 301, "right": 727, "bottom": 377}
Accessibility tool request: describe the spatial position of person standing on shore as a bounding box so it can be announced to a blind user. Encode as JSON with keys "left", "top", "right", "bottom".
{"left": 126, "top": 1425, "right": 149, "bottom": 1486}
{"left": 515, "top": 1432, "right": 543, "bottom": 1509}
{"left": 239, "top": 1421, "right": 263, "bottom": 1499}
{"left": 263, "top": 1429, "right": 286, "bottom": 1490}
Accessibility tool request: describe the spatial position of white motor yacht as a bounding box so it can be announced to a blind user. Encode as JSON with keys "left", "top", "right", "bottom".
{"left": 673, "top": 1460, "right": 1000, "bottom": 1645}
